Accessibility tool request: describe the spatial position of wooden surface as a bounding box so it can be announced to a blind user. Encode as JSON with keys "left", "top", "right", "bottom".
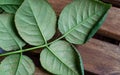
{"left": 98, "top": 7, "right": 120, "bottom": 41}
{"left": 77, "top": 39, "right": 120, "bottom": 75}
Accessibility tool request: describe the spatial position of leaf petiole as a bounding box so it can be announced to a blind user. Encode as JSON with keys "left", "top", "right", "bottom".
{"left": 0, "top": 44, "right": 47, "bottom": 57}
{"left": 0, "top": 35, "right": 66, "bottom": 57}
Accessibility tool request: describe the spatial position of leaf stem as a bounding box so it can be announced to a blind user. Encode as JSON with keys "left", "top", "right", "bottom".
{"left": 0, "top": 44, "right": 47, "bottom": 57}
{"left": 0, "top": 35, "right": 65, "bottom": 57}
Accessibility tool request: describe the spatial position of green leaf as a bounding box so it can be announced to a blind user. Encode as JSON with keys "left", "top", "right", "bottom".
{"left": 40, "top": 40, "right": 84, "bottom": 75}
{"left": 58, "top": 0, "right": 111, "bottom": 44}
{"left": 15, "top": 0, "right": 56, "bottom": 46}
{"left": 0, "top": 14, "right": 25, "bottom": 51}
{"left": 0, "top": 0, "right": 24, "bottom": 13}
{"left": 0, "top": 8, "right": 3, "bottom": 14}
{"left": 0, "top": 54, "right": 35, "bottom": 75}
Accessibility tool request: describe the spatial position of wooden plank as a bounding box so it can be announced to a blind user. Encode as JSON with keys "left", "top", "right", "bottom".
{"left": 98, "top": 7, "right": 120, "bottom": 40}
{"left": 76, "top": 39, "right": 120, "bottom": 75}
{"left": 48, "top": 0, "right": 72, "bottom": 16}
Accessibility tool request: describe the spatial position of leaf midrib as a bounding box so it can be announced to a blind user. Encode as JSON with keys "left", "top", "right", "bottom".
{"left": 14, "top": 54, "right": 22, "bottom": 75}
{"left": 27, "top": 0, "right": 47, "bottom": 44}
{"left": 0, "top": 19, "right": 22, "bottom": 75}
{"left": 61, "top": 12, "right": 101, "bottom": 39}
{"left": 46, "top": 46, "right": 79, "bottom": 75}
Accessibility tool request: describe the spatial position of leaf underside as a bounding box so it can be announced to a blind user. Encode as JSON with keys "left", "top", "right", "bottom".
{"left": 58, "top": 0, "right": 111, "bottom": 44}
{"left": 0, "top": 14, "right": 25, "bottom": 51}
{"left": 0, "top": 0, "right": 24, "bottom": 13}
{"left": 40, "top": 40, "right": 84, "bottom": 75}
{"left": 0, "top": 54, "right": 35, "bottom": 75}
{"left": 15, "top": 0, "right": 56, "bottom": 46}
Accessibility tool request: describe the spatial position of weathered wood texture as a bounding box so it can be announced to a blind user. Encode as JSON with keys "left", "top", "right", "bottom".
{"left": 48, "top": 0, "right": 71, "bottom": 16}
{"left": 98, "top": 7, "right": 120, "bottom": 41}
{"left": 77, "top": 39, "right": 120, "bottom": 75}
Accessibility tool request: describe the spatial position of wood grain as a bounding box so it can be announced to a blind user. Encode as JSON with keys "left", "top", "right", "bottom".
{"left": 76, "top": 39, "right": 120, "bottom": 75}
{"left": 98, "top": 7, "right": 120, "bottom": 41}
{"left": 48, "top": 0, "right": 72, "bottom": 16}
